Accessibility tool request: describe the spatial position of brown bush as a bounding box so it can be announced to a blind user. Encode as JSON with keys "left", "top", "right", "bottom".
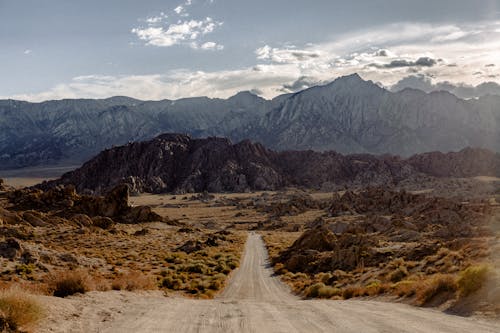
{"left": 111, "top": 271, "right": 156, "bottom": 291}
{"left": 393, "top": 280, "right": 417, "bottom": 297}
{"left": 0, "top": 288, "right": 43, "bottom": 331}
{"left": 46, "top": 269, "right": 92, "bottom": 297}
{"left": 305, "top": 283, "right": 341, "bottom": 298}
{"left": 457, "top": 264, "right": 490, "bottom": 297}
{"left": 416, "top": 274, "right": 457, "bottom": 305}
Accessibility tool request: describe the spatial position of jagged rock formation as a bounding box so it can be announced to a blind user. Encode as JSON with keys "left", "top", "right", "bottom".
{"left": 1, "top": 74, "right": 499, "bottom": 169}
{"left": 41, "top": 134, "right": 500, "bottom": 194}
{"left": 6, "top": 184, "right": 163, "bottom": 224}
{"left": 274, "top": 187, "right": 493, "bottom": 274}
{"left": 407, "top": 147, "right": 500, "bottom": 177}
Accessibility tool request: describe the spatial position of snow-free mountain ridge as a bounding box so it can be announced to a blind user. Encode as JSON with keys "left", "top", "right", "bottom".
{"left": 1, "top": 74, "right": 498, "bottom": 169}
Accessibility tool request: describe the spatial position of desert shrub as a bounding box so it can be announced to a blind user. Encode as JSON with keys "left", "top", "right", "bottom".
{"left": 208, "top": 279, "right": 223, "bottom": 291}
{"left": 185, "top": 262, "right": 208, "bottom": 274}
{"left": 208, "top": 274, "right": 226, "bottom": 291}
{"left": 457, "top": 264, "right": 490, "bottom": 297}
{"left": 215, "top": 263, "right": 231, "bottom": 274}
{"left": 47, "top": 270, "right": 92, "bottom": 297}
{"left": 15, "top": 264, "right": 35, "bottom": 277}
{"left": 226, "top": 259, "right": 238, "bottom": 270}
{"left": 416, "top": 274, "right": 457, "bottom": 305}
{"left": 274, "top": 263, "right": 287, "bottom": 275}
{"left": 0, "top": 288, "right": 43, "bottom": 331}
{"left": 316, "top": 272, "right": 333, "bottom": 284}
{"left": 365, "top": 281, "right": 388, "bottom": 296}
{"left": 306, "top": 283, "right": 341, "bottom": 298}
{"left": 306, "top": 283, "right": 324, "bottom": 298}
{"left": 111, "top": 271, "right": 156, "bottom": 291}
{"left": 160, "top": 275, "right": 183, "bottom": 290}
{"left": 393, "top": 280, "right": 417, "bottom": 297}
{"left": 188, "top": 279, "right": 210, "bottom": 293}
{"left": 388, "top": 266, "right": 408, "bottom": 283}
{"left": 342, "top": 286, "right": 359, "bottom": 299}
{"left": 318, "top": 286, "right": 341, "bottom": 298}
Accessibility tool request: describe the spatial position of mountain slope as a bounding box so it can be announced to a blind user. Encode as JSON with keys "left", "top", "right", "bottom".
{"left": 1, "top": 74, "right": 499, "bottom": 169}
{"left": 0, "top": 94, "right": 268, "bottom": 169}
{"left": 232, "top": 74, "right": 498, "bottom": 155}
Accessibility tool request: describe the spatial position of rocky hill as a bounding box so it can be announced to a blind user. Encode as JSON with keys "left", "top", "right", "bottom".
{"left": 41, "top": 134, "right": 500, "bottom": 194}
{"left": 1, "top": 74, "right": 499, "bottom": 169}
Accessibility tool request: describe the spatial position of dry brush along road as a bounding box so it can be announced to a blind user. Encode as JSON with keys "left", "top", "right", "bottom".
{"left": 40, "top": 233, "right": 499, "bottom": 332}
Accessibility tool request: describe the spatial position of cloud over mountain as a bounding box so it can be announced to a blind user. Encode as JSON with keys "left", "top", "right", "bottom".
{"left": 391, "top": 74, "right": 500, "bottom": 99}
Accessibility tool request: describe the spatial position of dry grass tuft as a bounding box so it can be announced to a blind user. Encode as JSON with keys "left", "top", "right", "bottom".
{"left": 393, "top": 280, "right": 417, "bottom": 297}
{"left": 456, "top": 264, "right": 490, "bottom": 297}
{"left": 416, "top": 274, "right": 457, "bottom": 305}
{"left": 0, "top": 287, "right": 43, "bottom": 332}
{"left": 305, "top": 283, "right": 341, "bottom": 298}
{"left": 46, "top": 269, "right": 93, "bottom": 297}
{"left": 111, "top": 271, "right": 157, "bottom": 291}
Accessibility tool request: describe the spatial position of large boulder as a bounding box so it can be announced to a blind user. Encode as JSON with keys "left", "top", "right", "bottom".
{"left": 0, "top": 238, "right": 22, "bottom": 259}
{"left": 0, "top": 207, "right": 23, "bottom": 225}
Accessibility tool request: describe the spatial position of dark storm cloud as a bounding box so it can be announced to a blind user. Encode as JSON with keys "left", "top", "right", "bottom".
{"left": 391, "top": 74, "right": 500, "bottom": 99}
{"left": 373, "top": 57, "right": 438, "bottom": 69}
{"left": 374, "top": 49, "right": 389, "bottom": 57}
{"left": 280, "top": 76, "right": 324, "bottom": 93}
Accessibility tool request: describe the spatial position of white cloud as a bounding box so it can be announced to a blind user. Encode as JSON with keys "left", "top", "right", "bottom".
{"left": 199, "top": 41, "right": 224, "bottom": 50}
{"left": 252, "top": 20, "right": 500, "bottom": 87}
{"left": 255, "top": 45, "right": 322, "bottom": 64}
{"left": 3, "top": 69, "right": 297, "bottom": 102}
{"left": 145, "top": 13, "right": 167, "bottom": 24}
{"left": 174, "top": 5, "right": 185, "bottom": 15}
{"left": 8, "top": 20, "right": 500, "bottom": 102}
{"left": 132, "top": 17, "right": 223, "bottom": 49}
{"left": 23, "top": 49, "right": 32, "bottom": 55}
{"left": 174, "top": 0, "right": 192, "bottom": 17}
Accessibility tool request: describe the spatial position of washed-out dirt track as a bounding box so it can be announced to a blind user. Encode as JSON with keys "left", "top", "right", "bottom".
{"left": 41, "top": 233, "right": 499, "bottom": 332}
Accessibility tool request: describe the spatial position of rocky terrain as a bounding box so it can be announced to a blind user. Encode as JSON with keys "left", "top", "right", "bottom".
{"left": 263, "top": 187, "right": 500, "bottom": 316}
{"left": 0, "top": 180, "right": 246, "bottom": 305}
{"left": 40, "top": 133, "right": 500, "bottom": 196}
{"left": 1, "top": 74, "right": 499, "bottom": 169}
{"left": 1, "top": 174, "right": 499, "bottom": 331}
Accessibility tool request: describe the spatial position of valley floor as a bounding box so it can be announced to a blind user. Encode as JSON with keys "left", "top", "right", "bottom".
{"left": 37, "top": 233, "right": 499, "bottom": 333}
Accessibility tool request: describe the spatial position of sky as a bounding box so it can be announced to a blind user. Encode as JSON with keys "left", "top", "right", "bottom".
{"left": 1, "top": 0, "right": 500, "bottom": 101}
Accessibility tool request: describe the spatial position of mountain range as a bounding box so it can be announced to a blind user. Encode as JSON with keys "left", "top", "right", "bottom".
{"left": 1, "top": 74, "right": 499, "bottom": 169}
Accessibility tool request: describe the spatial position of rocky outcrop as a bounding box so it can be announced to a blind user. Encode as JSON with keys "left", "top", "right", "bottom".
{"left": 0, "top": 238, "right": 23, "bottom": 259}
{"left": 278, "top": 226, "right": 374, "bottom": 272}
{"left": 275, "top": 188, "right": 493, "bottom": 275}
{"left": 7, "top": 184, "right": 163, "bottom": 224}
{"left": 41, "top": 134, "right": 500, "bottom": 194}
{"left": 408, "top": 148, "right": 500, "bottom": 177}
{"left": 40, "top": 134, "right": 285, "bottom": 194}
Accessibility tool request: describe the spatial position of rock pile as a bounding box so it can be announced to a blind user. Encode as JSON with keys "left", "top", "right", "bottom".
{"left": 257, "top": 192, "right": 327, "bottom": 217}
{"left": 278, "top": 226, "right": 373, "bottom": 273}
{"left": 6, "top": 184, "right": 163, "bottom": 224}
{"left": 275, "top": 188, "right": 493, "bottom": 276}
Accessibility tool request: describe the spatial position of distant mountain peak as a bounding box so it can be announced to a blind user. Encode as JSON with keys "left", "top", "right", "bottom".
{"left": 228, "top": 90, "right": 263, "bottom": 100}
{"left": 326, "top": 73, "right": 380, "bottom": 90}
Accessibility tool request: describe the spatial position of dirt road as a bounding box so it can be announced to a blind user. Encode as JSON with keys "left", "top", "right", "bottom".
{"left": 40, "top": 233, "right": 499, "bottom": 332}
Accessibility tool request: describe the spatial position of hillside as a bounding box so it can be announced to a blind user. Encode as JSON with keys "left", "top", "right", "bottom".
{"left": 1, "top": 74, "right": 499, "bottom": 169}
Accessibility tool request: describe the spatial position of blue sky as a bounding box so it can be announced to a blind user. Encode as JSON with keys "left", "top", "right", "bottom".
{"left": 1, "top": 0, "right": 500, "bottom": 101}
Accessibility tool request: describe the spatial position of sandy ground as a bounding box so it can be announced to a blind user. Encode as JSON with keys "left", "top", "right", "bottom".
{"left": 0, "top": 165, "right": 78, "bottom": 188}
{"left": 38, "top": 233, "right": 499, "bottom": 333}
